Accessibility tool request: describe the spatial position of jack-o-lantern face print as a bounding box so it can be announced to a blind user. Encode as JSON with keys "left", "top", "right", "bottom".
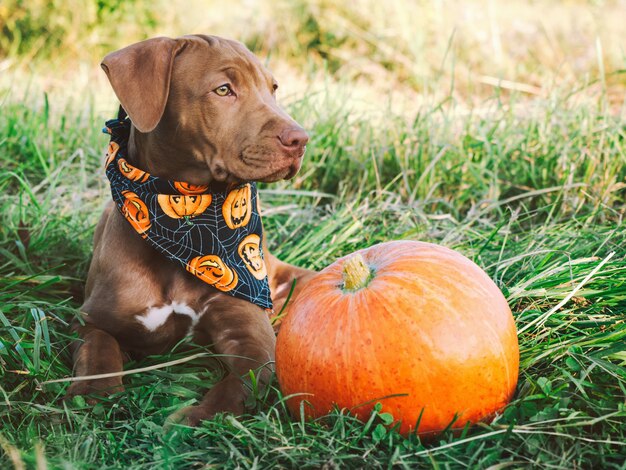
{"left": 121, "top": 190, "right": 151, "bottom": 235}
{"left": 118, "top": 158, "right": 149, "bottom": 183}
{"left": 157, "top": 194, "right": 212, "bottom": 219}
{"left": 222, "top": 184, "right": 252, "bottom": 229}
{"left": 174, "top": 181, "right": 209, "bottom": 195}
{"left": 186, "top": 255, "right": 238, "bottom": 292}
{"left": 105, "top": 141, "right": 120, "bottom": 167}
{"left": 238, "top": 234, "right": 267, "bottom": 280}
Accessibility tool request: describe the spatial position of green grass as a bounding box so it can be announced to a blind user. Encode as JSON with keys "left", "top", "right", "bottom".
{"left": 0, "top": 82, "right": 625, "bottom": 469}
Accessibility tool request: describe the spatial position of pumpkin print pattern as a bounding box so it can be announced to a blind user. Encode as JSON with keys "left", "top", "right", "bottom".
{"left": 103, "top": 110, "right": 272, "bottom": 310}
{"left": 118, "top": 158, "right": 150, "bottom": 183}
{"left": 238, "top": 234, "right": 267, "bottom": 280}
{"left": 104, "top": 141, "right": 120, "bottom": 167}
{"left": 186, "top": 255, "right": 238, "bottom": 292}
{"left": 174, "top": 181, "right": 209, "bottom": 195}
{"left": 157, "top": 194, "right": 212, "bottom": 219}
{"left": 223, "top": 184, "right": 252, "bottom": 229}
{"left": 120, "top": 190, "right": 151, "bottom": 236}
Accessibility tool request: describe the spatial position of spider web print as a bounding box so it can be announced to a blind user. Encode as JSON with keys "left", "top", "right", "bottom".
{"left": 103, "top": 115, "right": 273, "bottom": 311}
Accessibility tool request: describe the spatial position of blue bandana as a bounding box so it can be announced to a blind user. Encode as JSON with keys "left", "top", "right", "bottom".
{"left": 103, "top": 108, "right": 273, "bottom": 311}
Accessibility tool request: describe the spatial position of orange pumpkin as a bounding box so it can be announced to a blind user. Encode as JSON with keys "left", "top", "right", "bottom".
{"left": 118, "top": 158, "right": 149, "bottom": 183}
{"left": 104, "top": 141, "right": 120, "bottom": 167}
{"left": 238, "top": 234, "right": 267, "bottom": 280}
{"left": 222, "top": 184, "right": 252, "bottom": 229}
{"left": 174, "top": 181, "right": 209, "bottom": 195}
{"left": 186, "top": 254, "right": 238, "bottom": 292}
{"left": 120, "top": 190, "right": 151, "bottom": 236}
{"left": 275, "top": 240, "right": 519, "bottom": 437}
{"left": 157, "top": 194, "right": 212, "bottom": 219}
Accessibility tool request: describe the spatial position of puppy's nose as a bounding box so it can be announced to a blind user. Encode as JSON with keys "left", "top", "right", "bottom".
{"left": 278, "top": 127, "right": 309, "bottom": 150}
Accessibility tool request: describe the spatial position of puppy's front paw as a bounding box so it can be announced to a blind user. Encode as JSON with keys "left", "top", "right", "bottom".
{"left": 64, "top": 378, "right": 124, "bottom": 404}
{"left": 166, "top": 379, "right": 246, "bottom": 428}
{"left": 166, "top": 405, "right": 217, "bottom": 428}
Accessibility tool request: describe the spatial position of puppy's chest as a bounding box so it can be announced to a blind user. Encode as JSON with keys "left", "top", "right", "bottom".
{"left": 136, "top": 300, "right": 204, "bottom": 333}
{"left": 131, "top": 273, "right": 217, "bottom": 337}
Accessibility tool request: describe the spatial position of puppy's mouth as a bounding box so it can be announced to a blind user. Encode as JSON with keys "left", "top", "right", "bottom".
{"left": 256, "top": 163, "right": 300, "bottom": 183}
{"left": 237, "top": 147, "right": 304, "bottom": 183}
{"left": 220, "top": 162, "right": 300, "bottom": 185}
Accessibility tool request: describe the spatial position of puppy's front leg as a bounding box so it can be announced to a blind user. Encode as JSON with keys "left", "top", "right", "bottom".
{"left": 175, "top": 296, "right": 276, "bottom": 426}
{"left": 265, "top": 252, "right": 316, "bottom": 312}
{"left": 65, "top": 323, "right": 126, "bottom": 401}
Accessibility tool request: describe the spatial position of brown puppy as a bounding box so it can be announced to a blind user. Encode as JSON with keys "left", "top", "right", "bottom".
{"left": 66, "top": 35, "right": 315, "bottom": 425}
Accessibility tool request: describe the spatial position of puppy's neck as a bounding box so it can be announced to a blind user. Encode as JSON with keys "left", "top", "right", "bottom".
{"left": 127, "top": 126, "right": 216, "bottom": 186}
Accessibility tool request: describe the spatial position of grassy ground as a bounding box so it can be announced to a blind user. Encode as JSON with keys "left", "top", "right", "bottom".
{"left": 1, "top": 1, "right": 626, "bottom": 468}
{"left": 1, "top": 83, "right": 625, "bottom": 468}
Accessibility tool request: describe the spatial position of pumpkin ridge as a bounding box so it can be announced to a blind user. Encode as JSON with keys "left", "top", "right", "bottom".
{"left": 279, "top": 287, "right": 342, "bottom": 401}
{"left": 370, "top": 271, "right": 515, "bottom": 430}
{"left": 346, "top": 290, "right": 389, "bottom": 413}
{"left": 368, "top": 287, "right": 437, "bottom": 425}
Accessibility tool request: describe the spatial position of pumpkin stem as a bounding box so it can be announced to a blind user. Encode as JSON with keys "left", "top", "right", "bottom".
{"left": 342, "top": 253, "right": 372, "bottom": 291}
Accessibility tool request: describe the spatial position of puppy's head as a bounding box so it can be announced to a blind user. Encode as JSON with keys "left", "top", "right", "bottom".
{"left": 101, "top": 35, "right": 307, "bottom": 184}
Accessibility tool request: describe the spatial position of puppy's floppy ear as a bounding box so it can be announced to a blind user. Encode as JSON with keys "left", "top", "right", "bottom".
{"left": 101, "top": 37, "right": 186, "bottom": 133}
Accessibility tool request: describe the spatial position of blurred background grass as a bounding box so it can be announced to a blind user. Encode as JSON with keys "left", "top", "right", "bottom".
{"left": 2, "top": 0, "right": 625, "bottom": 110}
{"left": 2, "top": 0, "right": 624, "bottom": 237}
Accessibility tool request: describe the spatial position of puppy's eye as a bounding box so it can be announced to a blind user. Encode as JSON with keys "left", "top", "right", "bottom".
{"left": 214, "top": 84, "right": 233, "bottom": 96}
{"left": 272, "top": 83, "right": 278, "bottom": 93}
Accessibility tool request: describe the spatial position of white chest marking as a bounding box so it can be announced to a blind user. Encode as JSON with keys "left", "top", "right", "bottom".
{"left": 136, "top": 302, "right": 202, "bottom": 332}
